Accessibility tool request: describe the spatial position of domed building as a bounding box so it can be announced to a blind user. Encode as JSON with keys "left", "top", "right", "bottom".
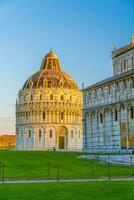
{"left": 16, "top": 50, "right": 82, "bottom": 150}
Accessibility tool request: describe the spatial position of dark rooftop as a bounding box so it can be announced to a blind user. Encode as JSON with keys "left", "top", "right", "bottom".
{"left": 84, "top": 69, "right": 134, "bottom": 91}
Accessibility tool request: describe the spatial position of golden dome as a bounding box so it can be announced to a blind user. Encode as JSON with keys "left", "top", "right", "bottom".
{"left": 23, "top": 50, "right": 78, "bottom": 90}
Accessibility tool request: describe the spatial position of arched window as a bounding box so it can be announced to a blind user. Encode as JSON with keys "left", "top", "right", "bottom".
{"left": 51, "top": 111, "right": 53, "bottom": 122}
{"left": 50, "top": 94, "right": 53, "bottom": 100}
{"left": 60, "top": 95, "right": 64, "bottom": 101}
{"left": 39, "top": 130, "right": 41, "bottom": 140}
{"left": 30, "top": 94, "right": 33, "bottom": 101}
{"left": 61, "top": 112, "right": 64, "bottom": 120}
{"left": 50, "top": 130, "right": 53, "bottom": 138}
{"left": 71, "top": 130, "right": 74, "bottom": 138}
{"left": 94, "top": 90, "right": 97, "bottom": 98}
{"left": 28, "top": 130, "right": 31, "bottom": 138}
{"left": 101, "top": 88, "right": 104, "bottom": 97}
{"left": 123, "top": 80, "right": 126, "bottom": 90}
{"left": 47, "top": 61, "right": 52, "bottom": 70}
{"left": 40, "top": 94, "right": 42, "bottom": 100}
{"left": 116, "top": 82, "right": 118, "bottom": 91}
{"left": 100, "top": 113, "right": 103, "bottom": 123}
{"left": 130, "top": 106, "right": 134, "bottom": 119}
{"left": 43, "top": 111, "right": 45, "bottom": 120}
{"left": 21, "top": 130, "right": 23, "bottom": 138}
{"left": 115, "top": 109, "right": 118, "bottom": 121}
{"left": 124, "top": 59, "right": 127, "bottom": 69}
{"left": 132, "top": 57, "right": 134, "bottom": 67}
{"left": 88, "top": 92, "right": 91, "bottom": 99}
{"left": 55, "top": 111, "right": 57, "bottom": 122}
{"left": 131, "top": 77, "right": 134, "bottom": 88}
{"left": 108, "top": 85, "right": 110, "bottom": 95}
{"left": 78, "top": 131, "right": 80, "bottom": 138}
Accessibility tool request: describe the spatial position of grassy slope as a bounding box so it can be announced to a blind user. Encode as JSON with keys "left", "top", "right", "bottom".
{"left": 0, "top": 181, "right": 134, "bottom": 200}
{"left": 0, "top": 150, "right": 134, "bottom": 179}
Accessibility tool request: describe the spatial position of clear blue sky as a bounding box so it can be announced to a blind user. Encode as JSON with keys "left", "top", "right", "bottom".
{"left": 0, "top": 0, "right": 134, "bottom": 134}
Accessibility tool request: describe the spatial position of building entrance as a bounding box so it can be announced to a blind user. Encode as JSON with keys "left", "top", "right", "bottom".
{"left": 58, "top": 126, "right": 67, "bottom": 150}
{"left": 59, "top": 136, "right": 65, "bottom": 149}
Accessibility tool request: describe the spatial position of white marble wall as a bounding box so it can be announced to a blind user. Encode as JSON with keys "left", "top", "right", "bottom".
{"left": 83, "top": 40, "right": 134, "bottom": 152}
{"left": 84, "top": 77, "right": 134, "bottom": 110}
{"left": 83, "top": 75, "right": 134, "bottom": 152}
{"left": 113, "top": 49, "right": 134, "bottom": 75}
{"left": 16, "top": 124, "right": 82, "bottom": 151}
{"left": 16, "top": 86, "right": 82, "bottom": 151}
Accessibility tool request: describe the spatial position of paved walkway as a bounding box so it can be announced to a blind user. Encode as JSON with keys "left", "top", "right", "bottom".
{"left": 1, "top": 177, "right": 134, "bottom": 184}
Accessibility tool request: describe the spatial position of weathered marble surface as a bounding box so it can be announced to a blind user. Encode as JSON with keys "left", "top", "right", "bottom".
{"left": 78, "top": 154, "right": 134, "bottom": 166}
{"left": 83, "top": 37, "right": 134, "bottom": 152}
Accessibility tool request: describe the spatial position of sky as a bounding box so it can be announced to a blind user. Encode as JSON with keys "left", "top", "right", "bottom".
{"left": 0, "top": 0, "right": 134, "bottom": 134}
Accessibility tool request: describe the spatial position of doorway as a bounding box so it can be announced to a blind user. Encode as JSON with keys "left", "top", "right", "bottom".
{"left": 58, "top": 136, "right": 65, "bottom": 149}
{"left": 58, "top": 126, "right": 67, "bottom": 150}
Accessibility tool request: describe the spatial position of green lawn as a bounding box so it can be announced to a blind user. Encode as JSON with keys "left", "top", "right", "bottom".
{"left": 0, "top": 181, "right": 134, "bottom": 200}
{"left": 0, "top": 150, "right": 134, "bottom": 179}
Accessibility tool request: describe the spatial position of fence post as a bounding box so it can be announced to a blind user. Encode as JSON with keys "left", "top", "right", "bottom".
{"left": 107, "top": 155, "right": 111, "bottom": 181}
{"left": 2, "top": 164, "right": 5, "bottom": 184}
{"left": 91, "top": 159, "right": 94, "bottom": 178}
{"left": 57, "top": 164, "right": 60, "bottom": 182}
{"left": 0, "top": 162, "right": 2, "bottom": 182}
{"left": 47, "top": 161, "right": 50, "bottom": 179}
{"left": 130, "top": 156, "right": 133, "bottom": 166}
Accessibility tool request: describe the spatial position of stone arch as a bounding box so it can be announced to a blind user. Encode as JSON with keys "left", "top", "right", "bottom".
{"left": 68, "top": 126, "right": 77, "bottom": 140}
{"left": 98, "top": 110, "right": 104, "bottom": 124}
{"left": 24, "top": 126, "right": 34, "bottom": 150}
{"left": 34, "top": 126, "right": 45, "bottom": 149}
{"left": 36, "top": 126, "right": 45, "bottom": 137}
{"left": 26, "top": 126, "right": 34, "bottom": 138}
{"left": 47, "top": 126, "right": 56, "bottom": 139}
{"left": 77, "top": 127, "right": 81, "bottom": 139}
{"left": 120, "top": 103, "right": 126, "bottom": 110}
{"left": 104, "top": 107, "right": 110, "bottom": 114}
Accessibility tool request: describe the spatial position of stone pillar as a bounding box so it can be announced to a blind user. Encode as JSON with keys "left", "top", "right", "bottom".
{"left": 96, "top": 111, "right": 100, "bottom": 152}
{"left": 103, "top": 110, "right": 106, "bottom": 152}
{"left": 111, "top": 109, "right": 114, "bottom": 150}
{"left": 33, "top": 128, "right": 35, "bottom": 150}
{"left": 90, "top": 113, "right": 92, "bottom": 151}
{"left": 126, "top": 106, "right": 129, "bottom": 149}
{"left": 83, "top": 112, "right": 87, "bottom": 150}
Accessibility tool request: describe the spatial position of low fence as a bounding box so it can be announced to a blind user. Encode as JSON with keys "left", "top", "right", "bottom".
{"left": 0, "top": 162, "right": 5, "bottom": 183}
{"left": 1, "top": 154, "right": 134, "bottom": 184}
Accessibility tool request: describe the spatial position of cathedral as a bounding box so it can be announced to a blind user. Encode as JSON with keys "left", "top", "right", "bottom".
{"left": 83, "top": 37, "right": 134, "bottom": 152}
{"left": 16, "top": 50, "right": 82, "bottom": 150}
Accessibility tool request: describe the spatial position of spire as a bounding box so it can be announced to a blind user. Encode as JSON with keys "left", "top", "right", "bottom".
{"left": 50, "top": 48, "right": 53, "bottom": 53}
{"left": 45, "top": 48, "right": 57, "bottom": 59}
{"left": 40, "top": 49, "right": 61, "bottom": 71}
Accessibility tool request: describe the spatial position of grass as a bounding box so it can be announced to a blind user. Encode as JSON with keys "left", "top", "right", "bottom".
{"left": 0, "top": 181, "right": 134, "bottom": 200}
{"left": 0, "top": 150, "right": 134, "bottom": 179}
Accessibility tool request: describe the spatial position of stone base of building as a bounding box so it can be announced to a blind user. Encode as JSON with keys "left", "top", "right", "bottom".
{"left": 83, "top": 147, "right": 134, "bottom": 154}
{"left": 16, "top": 124, "right": 82, "bottom": 151}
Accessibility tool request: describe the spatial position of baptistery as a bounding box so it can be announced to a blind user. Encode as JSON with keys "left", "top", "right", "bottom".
{"left": 16, "top": 50, "right": 82, "bottom": 150}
